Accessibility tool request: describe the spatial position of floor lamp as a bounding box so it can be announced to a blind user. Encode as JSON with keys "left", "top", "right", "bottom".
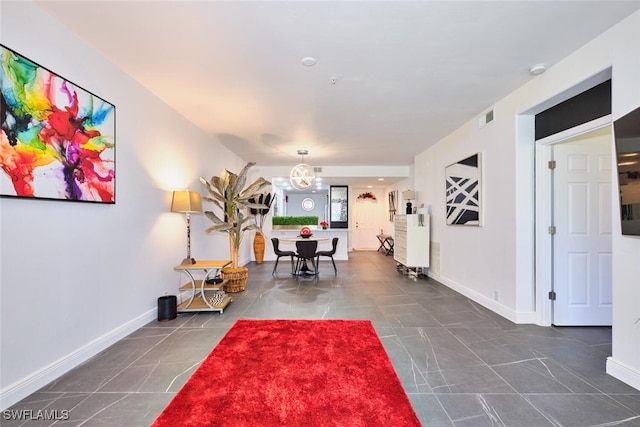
{"left": 171, "top": 190, "right": 202, "bottom": 265}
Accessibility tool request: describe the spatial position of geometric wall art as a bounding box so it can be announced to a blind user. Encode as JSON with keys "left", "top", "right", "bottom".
{"left": 1, "top": 44, "right": 116, "bottom": 203}
{"left": 445, "top": 153, "right": 481, "bottom": 225}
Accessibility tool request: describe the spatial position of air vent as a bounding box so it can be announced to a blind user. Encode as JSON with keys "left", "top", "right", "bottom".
{"left": 314, "top": 167, "right": 323, "bottom": 173}
{"left": 478, "top": 108, "right": 495, "bottom": 128}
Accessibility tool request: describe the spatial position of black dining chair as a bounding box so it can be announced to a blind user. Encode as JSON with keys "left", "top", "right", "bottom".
{"left": 316, "top": 237, "right": 339, "bottom": 274}
{"left": 295, "top": 240, "right": 318, "bottom": 276}
{"left": 271, "top": 238, "right": 295, "bottom": 275}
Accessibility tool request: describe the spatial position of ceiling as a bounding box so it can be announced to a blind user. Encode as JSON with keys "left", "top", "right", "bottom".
{"left": 34, "top": 1, "right": 640, "bottom": 176}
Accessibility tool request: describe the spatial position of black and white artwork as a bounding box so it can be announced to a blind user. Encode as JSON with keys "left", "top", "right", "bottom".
{"left": 446, "top": 153, "right": 481, "bottom": 226}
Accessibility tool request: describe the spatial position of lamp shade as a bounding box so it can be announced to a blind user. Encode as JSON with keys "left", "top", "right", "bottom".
{"left": 402, "top": 190, "right": 415, "bottom": 201}
{"left": 171, "top": 190, "right": 202, "bottom": 213}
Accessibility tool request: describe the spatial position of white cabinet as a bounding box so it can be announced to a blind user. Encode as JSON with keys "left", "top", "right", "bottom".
{"left": 394, "top": 214, "right": 429, "bottom": 268}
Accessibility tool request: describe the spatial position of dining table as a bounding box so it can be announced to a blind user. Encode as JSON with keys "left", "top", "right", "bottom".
{"left": 279, "top": 236, "right": 330, "bottom": 243}
{"left": 271, "top": 228, "right": 349, "bottom": 261}
{"left": 279, "top": 236, "right": 329, "bottom": 275}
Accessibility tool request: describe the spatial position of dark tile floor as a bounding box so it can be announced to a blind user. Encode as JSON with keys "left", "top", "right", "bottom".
{"left": 4, "top": 251, "right": 640, "bottom": 426}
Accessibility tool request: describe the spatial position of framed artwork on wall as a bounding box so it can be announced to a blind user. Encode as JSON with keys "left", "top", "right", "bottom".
{"left": 0, "top": 44, "right": 116, "bottom": 203}
{"left": 388, "top": 190, "right": 397, "bottom": 221}
{"left": 446, "top": 153, "right": 482, "bottom": 226}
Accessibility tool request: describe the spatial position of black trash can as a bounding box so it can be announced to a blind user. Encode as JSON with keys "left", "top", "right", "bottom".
{"left": 157, "top": 295, "right": 177, "bottom": 321}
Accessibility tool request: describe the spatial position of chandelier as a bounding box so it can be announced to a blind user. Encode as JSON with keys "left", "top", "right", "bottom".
{"left": 290, "top": 149, "right": 316, "bottom": 190}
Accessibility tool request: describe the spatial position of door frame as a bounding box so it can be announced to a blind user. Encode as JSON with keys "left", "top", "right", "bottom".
{"left": 352, "top": 187, "right": 384, "bottom": 250}
{"left": 535, "top": 115, "right": 612, "bottom": 326}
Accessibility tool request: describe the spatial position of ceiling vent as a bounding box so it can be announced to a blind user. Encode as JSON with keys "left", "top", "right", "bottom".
{"left": 478, "top": 108, "right": 495, "bottom": 128}
{"left": 314, "top": 167, "right": 323, "bottom": 173}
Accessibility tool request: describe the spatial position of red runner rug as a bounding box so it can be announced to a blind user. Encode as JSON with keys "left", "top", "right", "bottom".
{"left": 152, "top": 319, "right": 420, "bottom": 426}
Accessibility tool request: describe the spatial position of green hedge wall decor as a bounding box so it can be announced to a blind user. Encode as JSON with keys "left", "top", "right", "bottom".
{"left": 272, "top": 216, "right": 319, "bottom": 226}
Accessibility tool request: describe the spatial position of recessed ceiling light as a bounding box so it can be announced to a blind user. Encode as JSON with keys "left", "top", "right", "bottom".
{"left": 301, "top": 57, "right": 316, "bottom": 67}
{"left": 529, "top": 63, "right": 546, "bottom": 76}
{"left": 378, "top": 178, "right": 384, "bottom": 181}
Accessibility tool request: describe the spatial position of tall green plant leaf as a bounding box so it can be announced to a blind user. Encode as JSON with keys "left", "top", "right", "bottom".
{"left": 200, "top": 161, "right": 271, "bottom": 268}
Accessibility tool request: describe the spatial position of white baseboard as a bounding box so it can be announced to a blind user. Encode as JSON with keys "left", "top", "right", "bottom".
{"left": 607, "top": 357, "right": 640, "bottom": 391}
{"left": 0, "top": 308, "right": 156, "bottom": 411}
{"left": 427, "top": 272, "right": 537, "bottom": 324}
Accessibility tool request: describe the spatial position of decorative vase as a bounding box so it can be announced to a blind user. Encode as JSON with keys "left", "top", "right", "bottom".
{"left": 221, "top": 267, "right": 249, "bottom": 292}
{"left": 406, "top": 201, "right": 413, "bottom": 214}
{"left": 253, "top": 231, "right": 265, "bottom": 264}
{"left": 322, "top": 226, "right": 327, "bottom": 230}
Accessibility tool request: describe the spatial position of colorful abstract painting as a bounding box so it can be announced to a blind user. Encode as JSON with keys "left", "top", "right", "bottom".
{"left": 1, "top": 44, "right": 115, "bottom": 203}
{"left": 446, "top": 153, "right": 481, "bottom": 226}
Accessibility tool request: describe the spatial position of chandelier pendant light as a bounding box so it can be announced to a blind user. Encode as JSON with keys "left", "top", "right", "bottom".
{"left": 290, "top": 149, "right": 316, "bottom": 190}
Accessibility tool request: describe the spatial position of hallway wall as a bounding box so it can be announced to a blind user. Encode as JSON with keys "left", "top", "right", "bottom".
{"left": 413, "top": 10, "right": 640, "bottom": 389}
{"left": 0, "top": 1, "right": 247, "bottom": 408}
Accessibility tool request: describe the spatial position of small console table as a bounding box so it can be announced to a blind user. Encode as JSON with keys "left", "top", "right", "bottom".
{"left": 174, "top": 260, "right": 233, "bottom": 313}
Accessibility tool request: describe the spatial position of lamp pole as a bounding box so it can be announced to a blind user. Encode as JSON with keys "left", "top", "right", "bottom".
{"left": 171, "top": 190, "right": 202, "bottom": 265}
{"left": 184, "top": 212, "right": 194, "bottom": 264}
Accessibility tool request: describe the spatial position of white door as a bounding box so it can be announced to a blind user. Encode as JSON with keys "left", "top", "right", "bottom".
{"left": 353, "top": 188, "right": 382, "bottom": 250}
{"left": 552, "top": 128, "right": 612, "bottom": 325}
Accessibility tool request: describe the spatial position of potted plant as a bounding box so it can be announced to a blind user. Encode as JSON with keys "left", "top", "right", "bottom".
{"left": 320, "top": 220, "right": 329, "bottom": 229}
{"left": 248, "top": 192, "right": 273, "bottom": 264}
{"left": 200, "top": 162, "right": 271, "bottom": 292}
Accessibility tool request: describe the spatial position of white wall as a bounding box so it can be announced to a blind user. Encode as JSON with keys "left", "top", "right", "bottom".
{"left": 0, "top": 2, "right": 245, "bottom": 408}
{"left": 412, "top": 11, "right": 640, "bottom": 389}
{"left": 606, "top": 11, "right": 640, "bottom": 392}
{"left": 285, "top": 192, "right": 328, "bottom": 219}
{"left": 415, "top": 118, "right": 522, "bottom": 320}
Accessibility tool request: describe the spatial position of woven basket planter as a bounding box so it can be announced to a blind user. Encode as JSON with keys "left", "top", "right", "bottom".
{"left": 221, "top": 267, "right": 249, "bottom": 293}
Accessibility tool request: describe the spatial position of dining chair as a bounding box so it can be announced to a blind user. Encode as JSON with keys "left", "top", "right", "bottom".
{"left": 295, "top": 240, "right": 318, "bottom": 276}
{"left": 271, "top": 238, "right": 295, "bottom": 275}
{"left": 316, "top": 237, "right": 339, "bottom": 274}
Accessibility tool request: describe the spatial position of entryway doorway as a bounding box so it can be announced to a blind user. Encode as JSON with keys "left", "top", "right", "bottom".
{"left": 537, "top": 123, "right": 613, "bottom": 326}
{"left": 352, "top": 188, "right": 383, "bottom": 250}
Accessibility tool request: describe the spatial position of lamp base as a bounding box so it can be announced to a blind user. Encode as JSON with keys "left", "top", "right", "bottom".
{"left": 406, "top": 202, "right": 413, "bottom": 215}
{"left": 180, "top": 257, "right": 197, "bottom": 265}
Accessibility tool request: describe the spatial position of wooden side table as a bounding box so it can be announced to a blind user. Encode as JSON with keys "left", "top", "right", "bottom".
{"left": 174, "top": 260, "right": 233, "bottom": 313}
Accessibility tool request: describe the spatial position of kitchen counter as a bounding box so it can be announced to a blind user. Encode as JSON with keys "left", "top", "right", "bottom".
{"left": 267, "top": 228, "right": 349, "bottom": 261}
